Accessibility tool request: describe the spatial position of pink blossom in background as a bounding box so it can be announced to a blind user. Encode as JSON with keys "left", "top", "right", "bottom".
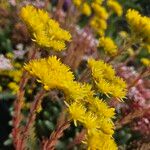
{"left": 0, "top": 55, "right": 13, "bottom": 70}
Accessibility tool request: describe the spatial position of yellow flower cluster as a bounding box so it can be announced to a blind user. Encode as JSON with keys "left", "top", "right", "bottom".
{"left": 84, "top": 131, "right": 117, "bottom": 150}
{"left": 0, "top": 69, "right": 22, "bottom": 94}
{"left": 81, "top": 2, "right": 91, "bottom": 16}
{"left": 107, "top": 0, "right": 123, "bottom": 16}
{"left": 99, "top": 37, "right": 118, "bottom": 56}
{"left": 126, "top": 9, "right": 150, "bottom": 44}
{"left": 92, "top": 3, "right": 108, "bottom": 20}
{"left": 24, "top": 56, "right": 92, "bottom": 101}
{"left": 8, "top": 70, "right": 22, "bottom": 82}
{"left": 90, "top": 16, "right": 107, "bottom": 36}
{"left": 20, "top": 5, "right": 71, "bottom": 51}
{"left": 88, "top": 59, "right": 127, "bottom": 100}
{"left": 67, "top": 96, "right": 117, "bottom": 149}
{"left": 0, "top": 86, "right": 2, "bottom": 92}
{"left": 73, "top": 0, "right": 123, "bottom": 36}
{"left": 8, "top": 82, "right": 19, "bottom": 94}
{"left": 73, "top": 0, "right": 109, "bottom": 35}
{"left": 0, "top": 53, "right": 22, "bottom": 94}
{"left": 73, "top": 0, "right": 92, "bottom": 16}
{"left": 141, "top": 58, "right": 150, "bottom": 67}
{"left": 90, "top": 2, "right": 108, "bottom": 36}
{"left": 25, "top": 56, "right": 117, "bottom": 149}
{"left": 73, "top": 0, "right": 82, "bottom": 7}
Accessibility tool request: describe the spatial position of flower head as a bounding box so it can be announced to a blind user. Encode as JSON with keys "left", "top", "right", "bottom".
{"left": 24, "top": 56, "right": 92, "bottom": 101}
{"left": 20, "top": 5, "right": 71, "bottom": 50}
{"left": 84, "top": 131, "right": 117, "bottom": 150}
{"left": 90, "top": 17, "right": 107, "bottom": 36}
{"left": 73, "top": 0, "right": 82, "bottom": 7}
{"left": 141, "top": 58, "right": 150, "bottom": 67}
{"left": 24, "top": 56, "right": 73, "bottom": 89}
{"left": 8, "top": 82, "right": 19, "bottom": 94}
{"left": 92, "top": 3, "right": 108, "bottom": 20}
{"left": 67, "top": 102, "right": 86, "bottom": 126}
{"left": 99, "top": 37, "right": 118, "bottom": 56}
{"left": 107, "top": 0, "right": 123, "bottom": 16}
{"left": 89, "top": 97, "right": 115, "bottom": 119}
{"left": 126, "top": 9, "right": 150, "bottom": 44}
{"left": 82, "top": 112, "right": 98, "bottom": 131}
{"left": 88, "top": 59, "right": 127, "bottom": 100}
{"left": 81, "top": 2, "right": 91, "bottom": 16}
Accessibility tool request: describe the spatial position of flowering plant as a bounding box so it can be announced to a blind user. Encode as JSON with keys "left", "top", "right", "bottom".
{"left": 0, "top": 0, "right": 150, "bottom": 150}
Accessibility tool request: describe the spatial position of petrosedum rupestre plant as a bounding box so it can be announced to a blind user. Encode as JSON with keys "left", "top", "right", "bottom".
{"left": 10, "top": 5, "right": 127, "bottom": 150}
{"left": 9, "top": 2, "right": 150, "bottom": 150}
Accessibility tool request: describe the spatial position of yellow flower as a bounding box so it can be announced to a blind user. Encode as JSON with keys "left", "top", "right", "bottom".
{"left": 64, "top": 82, "right": 93, "bottom": 101}
{"left": 8, "top": 70, "right": 22, "bottom": 82}
{"left": 89, "top": 97, "right": 115, "bottom": 119}
{"left": 92, "top": 3, "right": 108, "bottom": 20}
{"left": 99, "top": 37, "right": 118, "bottom": 56}
{"left": 20, "top": 5, "right": 71, "bottom": 51}
{"left": 24, "top": 56, "right": 92, "bottom": 101}
{"left": 6, "top": 52, "right": 14, "bottom": 59}
{"left": 96, "top": 79, "right": 112, "bottom": 96}
{"left": 73, "top": 0, "right": 82, "bottom": 7}
{"left": 67, "top": 102, "right": 86, "bottom": 126}
{"left": 98, "top": 118, "right": 114, "bottom": 135}
{"left": 119, "top": 31, "right": 128, "bottom": 39}
{"left": 25, "top": 57, "right": 117, "bottom": 148}
{"left": 24, "top": 56, "right": 74, "bottom": 89}
{"left": 0, "top": 86, "right": 2, "bottom": 92}
{"left": 141, "top": 58, "right": 150, "bottom": 67}
{"left": 110, "top": 84, "right": 126, "bottom": 100}
{"left": 88, "top": 58, "right": 115, "bottom": 80}
{"left": 82, "top": 112, "right": 98, "bottom": 131}
{"left": 8, "top": 82, "right": 19, "bottom": 94}
{"left": 90, "top": 16, "right": 107, "bottom": 35}
{"left": 81, "top": 2, "right": 91, "bottom": 16}
{"left": 127, "top": 48, "right": 134, "bottom": 56}
{"left": 88, "top": 59, "right": 127, "bottom": 100}
{"left": 107, "top": 0, "right": 123, "bottom": 16}
{"left": 90, "top": 18, "right": 107, "bottom": 36}
{"left": 114, "top": 77, "right": 127, "bottom": 90}
{"left": 87, "top": 97, "right": 115, "bottom": 135}
{"left": 84, "top": 131, "right": 117, "bottom": 150}
{"left": 126, "top": 9, "right": 150, "bottom": 44}
{"left": 84, "top": 131, "right": 101, "bottom": 150}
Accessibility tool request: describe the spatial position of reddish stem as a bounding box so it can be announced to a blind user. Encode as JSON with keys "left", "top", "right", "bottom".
{"left": 12, "top": 48, "right": 37, "bottom": 150}
{"left": 12, "top": 71, "right": 28, "bottom": 150}
{"left": 20, "top": 89, "right": 45, "bottom": 149}
{"left": 42, "top": 121, "right": 70, "bottom": 150}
